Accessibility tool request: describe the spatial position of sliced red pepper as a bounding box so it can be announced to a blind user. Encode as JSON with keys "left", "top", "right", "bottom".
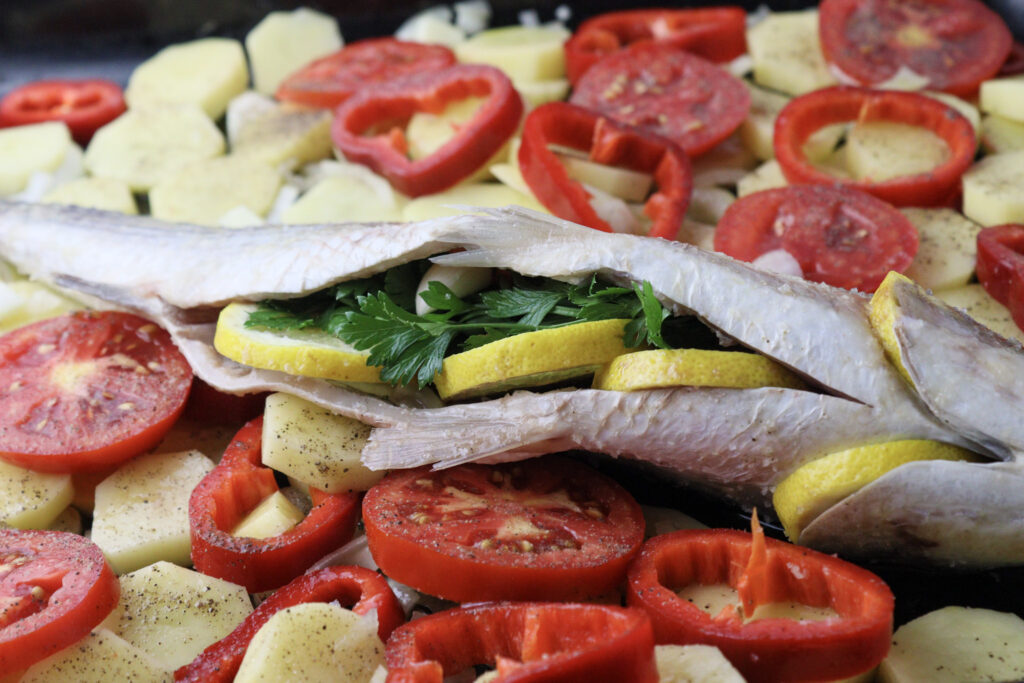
{"left": 0, "top": 79, "right": 125, "bottom": 145}
{"left": 385, "top": 602, "right": 659, "bottom": 683}
{"left": 188, "top": 416, "right": 360, "bottom": 593}
{"left": 518, "top": 102, "right": 691, "bottom": 240}
{"left": 331, "top": 64, "right": 522, "bottom": 198}
{"left": 175, "top": 564, "right": 404, "bottom": 683}
{"left": 976, "top": 225, "right": 1024, "bottom": 333}
{"left": 774, "top": 86, "right": 976, "bottom": 208}
{"left": 626, "top": 517, "right": 894, "bottom": 683}
{"left": 564, "top": 7, "right": 747, "bottom": 84}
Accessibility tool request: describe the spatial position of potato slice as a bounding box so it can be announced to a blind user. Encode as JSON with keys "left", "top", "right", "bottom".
{"left": 245, "top": 8, "right": 343, "bottom": 95}
{"left": 740, "top": 83, "right": 844, "bottom": 162}
{"left": 516, "top": 78, "right": 570, "bottom": 108}
{"left": 18, "top": 629, "right": 170, "bottom": 683}
{"left": 103, "top": 561, "right": 253, "bottom": 672}
{"left": 844, "top": 121, "right": 949, "bottom": 182}
{"left": 736, "top": 159, "right": 788, "bottom": 197}
{"left": 901, "top": 208, "right": 983, "bottom": 292}
{"left": 230, "top": 103, "right": 333, "bottom": 171}
{"left": 962, "top": 150, "right": 1024, "bottom": 226}
{"left": 41, "top": 176, "right": 138, "bottom": 214}
{"left": 980, "top": 75, "right": 1024, "bottom": 124}
{"left": 0, "top": 122, "right": 72, "bottom": 196}
{"left": 454, "top": 25, "right": 570, "bottom": 83}
{"left": 935, "top": 284, "right": 1024, "bottom": 344}
{"left": 747, "top": 10, "right": 837, "bottom": 96}
{"left": 283, "top": 174, "right": 405, "bottom": 223}
{"left": 126, "top": 38, "right": 249, "bottom": 119}
{"left": 47, "top": 505, "right": 83, "bottom": 534}
{"left": 262, "top": 392, "right": 383, "bottom": 494}
{"left": 402, "top": 182, "right": 546, "bottom": 221}
{"left": 0, "top": 280, "right": 84, "bottom": 335}
{"left": 84, "top": 104, "right": 225, "bottom": 192}
{"left": 149, "top": 155, "right": 282, "bottom": 226}
{"left": 981, "top": 113, "right": 1024, "bottom": 154}
{"left": 232, "top": 490, "right": 304, "bottom": 538}
{"left": 655, "top": 644, "right": 745, "bottom": 683}
{"left": 91, "top": 450, "right": 215, "bottom": 574}
{"left": 0, "top": 459, "right": 72, "bottom": 529}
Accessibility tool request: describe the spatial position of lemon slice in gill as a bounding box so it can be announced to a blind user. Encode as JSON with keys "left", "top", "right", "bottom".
{"left": 772, "top": 440, "right": 980, "bottom": 542}
{"left": 213, "top": 302, "right": 382, "bottom": 383}
{"left": 434, "top": 318, "right": 632, "bottom": 402}
{"left": 592, "top": 348, "right": 806, "bottom": 392}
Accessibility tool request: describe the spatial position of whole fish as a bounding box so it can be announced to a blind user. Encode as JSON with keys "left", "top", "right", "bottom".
{"left": 0, "top": 200, "right": 1021, "bottom": 566}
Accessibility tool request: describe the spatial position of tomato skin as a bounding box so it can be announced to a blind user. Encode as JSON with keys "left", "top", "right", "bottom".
{"left": 518, "top": 102, "right": 692, "bottom": 240}
{"left": 0, "top": 529, "right": 120, "bottom": 673}
{"left": 0, "top": 311, "right": 192, "bottom": 473}
{"left": 976, "top": 225, "right": 1024, "bottom": 333}
{"left": 332, "top": 64, "right": 523, "bottom": 198}
{"left": 188, "top": 417, "right": 360, "bottom": 593}
{"left": 362, "top": 457, "right": 646, "bottom": 603}
{"left": 819, "top": 0, "right": 1012, "bottom": 97}
{"left": 626, "top": 528, "right": 894, "bottom": 683}
{"left": 0, "top": 79, "right": 125, "bottom": 145}
{"left": 175, "top": 564, "right": 404, "bottom": 682}
{"left": 276, "top": 38, "right": 456, "bottom": 109}
{"left": 774, "top": 86, "right": 976, "bottom": 208}
{"left": 183, "top": 377, "right": 266, "bottom": 426}
{"left": 569, "top": 42, "right": 750, "bottom": 157}
{"left": 564, "top": 7, "right": 747, "bottom": 84}
{"left": 999, "top": 42, "right": 1024, "bottom": 77}
{"left": 385, "top": 602, "right": 659, "bottom": 683}
{"left": 713, "top": 185, "right": 919, "bottom": 292}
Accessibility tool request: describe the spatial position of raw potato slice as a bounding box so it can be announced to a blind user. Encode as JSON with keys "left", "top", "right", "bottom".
{"left": 655, "top": 644, "right": 745, "bottom": 683}
{"left": 979, "top": 75, "right": 1024, "bottom": 124}
{"left": 687, "top": 187, "right": 735, "bottom": 226}
{"left": 0, "top": 459, "right": 72, "bottom": 529}
{"left": 981, "top": 114, "right": 1024, "bottom": 154}
{"left": 232, "top": 490, "right": 304, "bottom": 537}
{"left": 935, "top": 284, "right": 1024, "bottom": 345}
{"left": 47, "top": 505, "right": 83, "bottom": 534}
{"left": 149, "top": 155, "right": 282, "bottom": 226}
{"left": 740, "top": 83, "right": 844, "bottom": 162}
{"left": 401, "top": 182, "right": 546, "bottom": 221}
{"left": 84, "top": 104, "right": 225, "bottom": 192}
{"left": 18, "top": 629, "right": 170, "bottom": 683}
{"left": 844, "top": 121, "right": 949, "bottom": 182}
{"left": 245, "top": 8, "right": 343, "bottom": 95}
{"left": 454, "top": 25, "right": 570, "bottom": 83}
{"left": 746, "top": 10, "right": 837, "bottom": 96}
{"left": 0, "top": 122, "right": 72, "bottom": 196}
{"left": 878, "top": 606, "right": 1024, "bottom": 682}
{"left": 516, "top": 78, "right": 570, "bottom": 107}
{"left": 91, "top": 450, "right": 215, "bottom": 574}
{"left": 41, "top": 176, "right": 138, "bottom": 214}
{"left": 0, "top": 280, "right": 84, "bottom": 335}
{"left": 234, "top": 602, "right": 384, "bottom": 683}
{"left": 962, "top": 150, "right": 1024, "bottom": 226}
{"left": 284, "top": 174, "right": 405, "bottom": 223}
{"left": 556, "top": 151, "right": 653, "bottom": 203}
{"left": 901, "top": 208, "right": 983, "bottom": 292}
{"left": 593, "top": 349, "right": 805, "bottom": 392}
{"left": 407, "top": 96, "right": 485, "bottom": 160}
{"left": 924, "top": 91, "right": 980, "bottom": 136}
{"left": 231, "top": 103, "right": 333, "bottom": 170}
{"left": 126, "top": 38, "right": 249, "bottom": 119}
{"left": 103, "top": 561, "right": 253, "bottom": 672}
{"left": 262, "top": 392, "right": 383, "bottom": 494}
{"left": 736, "top": 159, "right": 787, "bottom": 197}
{"left": 691, "top": 135, "right": 759, "bottom": 188}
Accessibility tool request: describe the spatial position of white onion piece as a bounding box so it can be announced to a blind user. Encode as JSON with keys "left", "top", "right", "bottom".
{"left": 727, "top": 54, "right": 753, "bottom": 78}
{"left": 300, "top": 159, "right": 399, "bottom": 208}
{"left": 225, "top": 91, "right": 277, "bottom": 147}
{"left": 265, "top": 183, "right": 301, "bottom": 223}
{"left": 454, "top": 0, "right": 491, "bottom": 34}
{"left": 752, "top": 248, "right": 803, "bottom": 278}
{"left": 311, "top": 532, "right": 377, "bottom": 572}
{"left": 585, "top": 183, "right": 643, "bottom": 234}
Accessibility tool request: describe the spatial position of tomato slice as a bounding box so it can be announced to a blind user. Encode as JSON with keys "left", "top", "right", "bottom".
{"left": 0, "top": 79, "right": 125, "bottom": 145}
{"left": 183, "top": 377, "right": 266, "bottom": 426}
{"left": 518, "top": 102, "right": 692, "bottom": 239}
{"left": 331, "top": 64, "right": 522, "bottom": 198}
{"left": 0, "top": 311, "right": 192, "bottom": 473}
{"left": 564, "top": 7, "right": 747, "bottom": 84}
{"left": 568, "top": 43, "right": 750, "bottom": 157}
{"left": 0, "top": 529, "right": 120, "bottom": 673}
{"left": 713, "top": 185, "right": 918, "bottom": 292}
{"left": 999, "top": 41, "right": 1024, "bottom": 77}
{"left": 626, "top": 521, "right": 894, "bottom": 683}
{"left": 362, "top": 456, "right": 646, "bottom": 603}
{"left": 774, "top": 86, "right": 976, "bottom": 208}
{"left": 385, "top": 602, "right": 659, "bottom": 683}
{"left": 976, "top": 225, "right": 1024, "bottom": 334}
{"left": 819, "top": 0, "right": 1013, "bottom": 97}
{"left": 188, "top": 417, "right": 361, "bottom": 593}
{"left": 175, "top": 564, "right": 404, "bottom": 683}
{"left": 276, "top": 38, "right": 456, "bottom": 109}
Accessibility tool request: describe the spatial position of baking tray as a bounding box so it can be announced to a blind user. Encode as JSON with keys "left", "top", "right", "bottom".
{"left": 1, "top": 0, "right": 1022, "bottom": 629}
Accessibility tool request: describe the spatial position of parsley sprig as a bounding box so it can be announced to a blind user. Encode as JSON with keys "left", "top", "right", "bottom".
{"left": 245, "top": 262, "right": 672, "bottom": 388}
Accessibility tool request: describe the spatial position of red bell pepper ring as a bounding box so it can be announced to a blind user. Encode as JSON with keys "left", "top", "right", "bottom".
{"left": 976, "top": 225, "right": 1024, "bottom": 333}
{"left": 626, "top": 516, "right": 894, "bottom": 683}
{"left": 188, "top": 416, "right": 360, "bottom": 593}
{"left": 774, "top": 86, "right": 976, "bottom": 208}
{"left": 0, "top": 79, "right": 126, "bottom": 145}
{"left": 331, "top": 64, "right": 523, "bottom": 198}
{"left": 175, "top": 564, "right": 404, "bottom": 682}
{"left": 385, "top": 602, "right": 659, "bottom": 683}
{"left": 564, "top": 7, "right": 748, "bottom": 84}
{"left": 518, "top": 102, "right": 691, "bottom": 240}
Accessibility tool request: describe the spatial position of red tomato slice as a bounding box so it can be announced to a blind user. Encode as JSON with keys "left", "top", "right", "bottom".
{"left": 564, "top": 7, "right": 747, "bottom": 84}
{"left": 175, "top": 565, "right": 404, "bottom": 683}
{"left": 276, "top": 38, "right": 456, "bottom": 109}
{"left": 0, "top": 529, "right": 120, "bottom": 673}
{"left": 0, "top": 311, "right": 192, "bottom": 473}
{"left": 999, "top": 42, "right": 1024, "bottom": 77}
{"left": 0, "top": 79, "right": 125, "bottom": 145}
{"left": 713, "top": 185, "right": 918, "bottom": 292}
{"left": 188, "top": 416, "right": 361, "bottom": 593}
{"left": 362, "top": 456, "right": 646, "bottom": 603}
{"left": 568, "top": 43, "right": 750, "bottom": 157}
{"left": 773, "top": 86, "right": 976, "bottom": 208}
{"left": 626, "top": 522, "right": 894, "bottom": 683}
{"left": 819, "top": 0, "right": 1013, "bottom": 97}
{"left": 976, "top": 225, "right": 1024, "bottom": 334}
{"left": 385, "top": 602, "right": 659, "bottom": 683}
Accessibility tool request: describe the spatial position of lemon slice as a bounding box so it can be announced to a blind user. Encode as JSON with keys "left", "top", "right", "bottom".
{"left": 592, "top": 348, "right": 805, "bottom": 392}
{"left": 213, "top": 302, "right": 381, "bottom": 383}
{"left": 773, "top": 440, "right": 979, "bottom": 542}
{"left": 434, "top": 318, "right": 631, "bottom": 401}
{"left": 869, "top": 271, "right": 913, "bottom": 382}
